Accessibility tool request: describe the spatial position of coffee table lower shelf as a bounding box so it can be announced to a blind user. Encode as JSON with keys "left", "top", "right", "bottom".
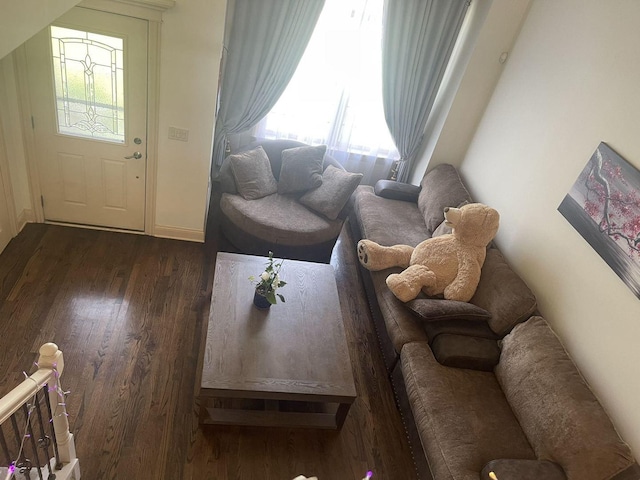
{"left": 199, "top": 396, "right": 353, "bottom": 430}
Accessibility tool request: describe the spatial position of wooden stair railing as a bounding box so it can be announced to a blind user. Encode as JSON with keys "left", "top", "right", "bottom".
{"left": 0, "top": 343, "right": 80, "bottom": 479}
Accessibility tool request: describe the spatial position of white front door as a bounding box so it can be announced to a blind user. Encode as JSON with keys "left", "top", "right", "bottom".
{"left": 26, "top": 7, "right": 148, "bottom": 231}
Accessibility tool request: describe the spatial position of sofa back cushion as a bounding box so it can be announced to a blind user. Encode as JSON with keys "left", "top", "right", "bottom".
{"left": 218, "top": 156, "right": 238, "bottom": 194}
{"left": 495, "top": 317, "right": 636, "bottom": 480}
{"left": 417, "top": 164, "right": 472, "bottom": 234}
{"left": 470, "top": 248, "right": 537, "bottom": 336}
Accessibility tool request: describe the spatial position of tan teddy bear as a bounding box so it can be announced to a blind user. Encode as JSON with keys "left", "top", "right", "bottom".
{"left": 357, "top": 203, "right": 499, "bottom": 302}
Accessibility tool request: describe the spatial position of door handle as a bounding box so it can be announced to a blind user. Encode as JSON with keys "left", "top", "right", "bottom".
{"left": 124, "top": 151, "right": 142, "bottom": 160}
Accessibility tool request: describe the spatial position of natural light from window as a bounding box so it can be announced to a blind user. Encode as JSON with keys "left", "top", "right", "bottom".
{"left": 255, "top": 0, "right": 400, "bottom": 163}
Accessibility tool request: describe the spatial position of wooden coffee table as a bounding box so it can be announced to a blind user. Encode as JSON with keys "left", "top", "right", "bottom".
{"left": 199, "top": 252, "right": 357, "bottom": 429}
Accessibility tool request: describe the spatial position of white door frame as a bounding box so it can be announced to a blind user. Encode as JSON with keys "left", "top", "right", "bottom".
{"left": 14, "top": 0, "right": 169, "bottom": 236}
{"left": 0, "top": 116, "right": 19, "bottom": 239}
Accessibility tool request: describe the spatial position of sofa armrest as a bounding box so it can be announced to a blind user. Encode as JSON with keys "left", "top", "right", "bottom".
{"left": 481, "top": 459, "right": 567, "bottom": 480}
{"left": 406, "top": 298, "right": 492, "bottom": 322}
{"left": 431, "top": 334, "right": 500, "bottom": 371}
{"left": 374, "top": 180, "right": 421, "bottom": 202}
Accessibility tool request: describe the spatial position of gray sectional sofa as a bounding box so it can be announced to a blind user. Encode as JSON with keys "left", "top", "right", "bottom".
{"left": 350, "top": 164, "right": 640, "bottom": 479}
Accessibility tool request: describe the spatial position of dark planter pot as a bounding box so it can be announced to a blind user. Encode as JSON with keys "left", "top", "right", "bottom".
{"left": 253, "top": 290, "right": 272, "bottom": 310}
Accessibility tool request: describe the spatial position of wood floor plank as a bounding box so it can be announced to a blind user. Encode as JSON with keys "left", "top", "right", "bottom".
{"left": 0, "top": 221, "right": 416, "bottom": 479}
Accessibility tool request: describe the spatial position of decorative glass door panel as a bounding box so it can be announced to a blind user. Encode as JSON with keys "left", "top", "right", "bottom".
{"left": 51, "top": 26, "right": 125, "bottom": 143}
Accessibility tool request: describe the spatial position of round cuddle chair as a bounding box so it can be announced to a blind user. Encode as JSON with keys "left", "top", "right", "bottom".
{"left": 217, "top": 139, "right": 362, "bottom": 263}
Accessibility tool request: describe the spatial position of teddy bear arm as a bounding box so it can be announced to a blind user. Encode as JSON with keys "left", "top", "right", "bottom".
{"left": 443, "top": 253, "right": 482, "bottom": 302}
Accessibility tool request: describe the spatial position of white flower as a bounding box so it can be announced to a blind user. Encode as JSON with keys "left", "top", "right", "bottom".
{"left": 260, "top": 271, "right": 270, "bottom": 281}
{"left": 275, "top": 274, "right": 280, "bottom": 285}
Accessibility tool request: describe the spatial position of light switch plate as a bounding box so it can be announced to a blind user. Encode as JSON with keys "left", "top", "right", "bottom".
{"left": 168, "top": 126, "right": 189, "bottom": 142}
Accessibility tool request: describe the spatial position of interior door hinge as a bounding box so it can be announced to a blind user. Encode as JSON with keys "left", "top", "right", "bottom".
{"left": 31, "top": 116, "right": 35, "bottom": 130}
{"left": 40, "top": 195, "right": 44, "bottom": 207}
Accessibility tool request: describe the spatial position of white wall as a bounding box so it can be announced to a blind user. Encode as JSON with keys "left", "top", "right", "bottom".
{"left": 409, "top": 0, "right": 531, "bottom": 185}
{"left": 0, "top": 55, "right": 32, "bottom": 221}
{"left": 0, "top": 0, "right": 83, "bottom": 59}
{"left": 460, "top": 0, "right": 640, "bottom": 457}
{"left": 154, "top": 0, "right": 226, "bottom": 236}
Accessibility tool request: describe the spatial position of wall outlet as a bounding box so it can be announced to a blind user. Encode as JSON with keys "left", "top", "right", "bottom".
{"left": 168, "top": 126, "right": 189, "bottom": 142}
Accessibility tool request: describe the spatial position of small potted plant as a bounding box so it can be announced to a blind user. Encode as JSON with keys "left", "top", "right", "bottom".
{"left": 249, "top": 251, "right": 286, "bottom": 309}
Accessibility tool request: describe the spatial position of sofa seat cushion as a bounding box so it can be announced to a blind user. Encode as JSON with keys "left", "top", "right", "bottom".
{"left": 353, "top": 185, "right": 429, "bottom": 247}
{"left": 370, "top": 270, "right": 429, "bottom": 352}
{"left": 401, "top": 342, "right": 536, "bottom": 480}
{"left": 496, "top": 317, "right": 637, "bottom": 480}
{"left": 221, "top": 193, "right": 344, "bottom": 247}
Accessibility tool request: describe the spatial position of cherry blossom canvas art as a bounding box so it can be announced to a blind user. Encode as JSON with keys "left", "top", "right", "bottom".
{"left": 559, "top": 142, "right": 640, "bottom": 299}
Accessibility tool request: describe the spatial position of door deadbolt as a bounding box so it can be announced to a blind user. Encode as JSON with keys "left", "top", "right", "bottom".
{"left": 134, "top": 137, "right": 142, "bottom": 145}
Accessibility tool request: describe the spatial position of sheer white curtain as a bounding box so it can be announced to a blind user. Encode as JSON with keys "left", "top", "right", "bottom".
{"left": 253, "top": 0, "right": 399, "bottom": 185}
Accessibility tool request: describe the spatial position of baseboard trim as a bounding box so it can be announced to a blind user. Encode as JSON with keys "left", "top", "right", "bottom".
{"left": 36, "top": 219, "right": 204, "bottom": 243}
{"left": 154, "top": 224, "right": 204, "bottom": 243}
{"left": 16, "top": 209, "right": 34, "bottom": 233}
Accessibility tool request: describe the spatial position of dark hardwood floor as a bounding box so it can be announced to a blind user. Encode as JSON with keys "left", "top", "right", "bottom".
{"left": 0, "top": 219, "right": 416, "bottom": 479}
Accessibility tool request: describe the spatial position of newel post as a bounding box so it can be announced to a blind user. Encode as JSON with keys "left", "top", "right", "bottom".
{"left": 38, "top": 343, "right": 78, "bottom": 465}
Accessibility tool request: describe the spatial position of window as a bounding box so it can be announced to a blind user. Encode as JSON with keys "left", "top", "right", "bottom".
{"left": 254, "top": 0, "right": 400, "bottom": 182}
{"left": 51, "top": 26, "right": 125, "bottom": 143}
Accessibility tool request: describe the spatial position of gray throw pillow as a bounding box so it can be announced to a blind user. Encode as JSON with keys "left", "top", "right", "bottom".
{"left": 299, "top": 165, "right": 362, "bottom": 220}
{"left": 229, "top": 146, "right": 278, "bottom": 200}
{"left": 278, "top": 145, "right": 326, "bottom": 194}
